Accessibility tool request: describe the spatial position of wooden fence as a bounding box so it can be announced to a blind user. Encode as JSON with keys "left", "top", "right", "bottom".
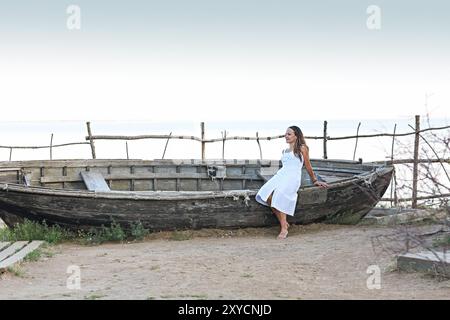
{"left": 1, "top": 116, "right": 449, "bottom": 208}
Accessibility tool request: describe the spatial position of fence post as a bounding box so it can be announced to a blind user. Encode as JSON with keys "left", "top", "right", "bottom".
{"left": 390, "top": 124, "right": 397, "bottom": 207}
{"left": 162, "top": 132, "right": 172, "bottom": 159}
{"left": 9, "top": 148, "right": 12, "bottom": 161}
{"left": 221, "top": 130, "right": 227, "bottom": 160}
{"left": 125, "top": 141, "right": 129, "bottom": 160}
{"left": 200, "top": 122, "right": 205, "bottom": 160}
{"left": 50, "top": 133, "right": 54, "bottom": 160}
{"left": 323, "top": 121, "right": 328, "bottom": 159}
{"left": 352, "top": 122, "right": 361, "bottom": 161}
{"left": 412, "top": 115, "right": 420, "bottom": 208}
{"left": 256, "top": 132, "right": 262, "bottom": 160}
{"left": 86, "top": 121, "right": 97, "bottom": 159}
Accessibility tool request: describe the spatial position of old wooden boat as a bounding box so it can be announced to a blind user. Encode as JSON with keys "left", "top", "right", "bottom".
{"left": 0, "top": 158, "right": 393, "bottom": 231}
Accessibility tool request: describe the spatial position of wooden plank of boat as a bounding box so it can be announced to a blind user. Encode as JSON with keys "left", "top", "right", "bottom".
{"left": 80, "top": 171, "right": 111, "bottom": 192}
{"left": 0, "top": 159, "right": 276, "bottom": 168}
{"left": 256, "top": 172, "right": 272, "bottom": 182}
{"left": 0, "top": 241, "right": 44, "bottom": 270}
{"left": 256, "top": 167, "right": 278, "bottom": 182}
{"left": 0, "top": 241, "right": 28, "bottom": 262}
{"left": 298, "top": 188, "right": 328, "bottom": 205}
{"left": 0, "top": 168, "right": 22, "bottom": 172}
{"left": 40, "top": 172, "right": 259, "bottom": 184}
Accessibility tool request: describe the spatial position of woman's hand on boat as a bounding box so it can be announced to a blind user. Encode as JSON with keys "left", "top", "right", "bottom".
{"left": 314, "top": 180, "right": 329, "bottom": 188}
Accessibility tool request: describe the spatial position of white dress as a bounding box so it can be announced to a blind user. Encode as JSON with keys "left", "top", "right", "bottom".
{"left": 255, "top": 149, "right": 303, "bottom": 216}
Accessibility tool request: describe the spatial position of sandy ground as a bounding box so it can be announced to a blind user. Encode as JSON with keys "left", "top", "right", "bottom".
{"left": 0, "top": 223, "right": 449, "bottom": 300}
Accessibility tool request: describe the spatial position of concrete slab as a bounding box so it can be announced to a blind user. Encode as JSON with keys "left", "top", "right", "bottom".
{"left": 360, "top": 208, "right": 447, "bottom": 225}
{"left": 397, "top": 250, "right": 450, "bottom": 277}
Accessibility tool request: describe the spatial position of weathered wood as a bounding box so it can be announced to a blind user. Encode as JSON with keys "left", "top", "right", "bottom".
{"left": 88, "top": 134, "right": 203, "bottom": 142}
{"left": 352, "top": 122, "right": 361, "bottom": 161}
{"left": 0, "top": 241, "right": 44, "bottom": 270}
{"left": 256, "top": 132, "right": 262, "bottom": 159}
{"left": 0, "top": 159, "right": 277, "bottom": 168}
{"left": 412, "top": 115, "right": 420, "bottom": 208}
{"left": 390, "top": 124, "right": 397, "bottom": 206}
{"left": 33, "top": 165, "right": 366, "bottom": 187}
{"left": 40, "top": 172, "right": 260, "bottom": 184}
{"left": 81, "top": 122, "right": 445, "bottom": 143}
{"left": 221, "top": 130, "right": 227, "bottom": 160}
{"left": 162, "top": 133, "right": 172, "bottom": 160}
{"left": 0, "top": 161, "right": 394, "bottom": 230}
{"left": 0, "top": 241, "right": 28, "bottom": 262}
{"left": 86, "top": 121, "right": 96, "bottom": 159}
{"left": 201, "top": 122, "right": 205, "bottom": 160}
{"left": 372, "top": 158, "right": 450, "bottom": 165}
{"left": 0, "top": 168, "right": 22, "bottom": 172}
{"left": 50, "top": 133, "right": 53, "bottom": 160}
{"left": 1, "top": 158, "right": 364, "bottom": 169}
{"left": 323, "top": 121, "right": 328, "bottom": 159}
{"left": 0, "top": 170, "right": 19, "bottom": 184}
{"left": 0, "top": 142, "right": 89, "bottom": 149}
{"left": 0, "top": 242, "right": 11, "bottom": 251}
{"left": 2, "top": 158, "right": 387, "bottom": 191}
{"left": 80, "top": 172, "right": 111, "bottom": 192}
{"left": 327, "top": 124, "right": 450, "bottom": 140}
{"left": 256, "top": 172, "right": 271, "bottom": 182}
{"left": 380, "top": 193, "right": 450, "bottom": 202}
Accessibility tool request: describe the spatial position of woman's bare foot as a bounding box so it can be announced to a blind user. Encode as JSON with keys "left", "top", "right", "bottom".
{"left": 277, "top": 222, "right": 289, "bottom": 239}
{"left": 277, "top": 228, "right": 288, "bottom": 239}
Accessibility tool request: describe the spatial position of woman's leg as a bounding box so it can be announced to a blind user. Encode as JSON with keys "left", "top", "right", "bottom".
{"left": 267, "top": 192, "right": 282, "bottom": 224}
{"left": 276, "top": 210, "right": 289, "bottom": 239}
{"left": 267, "top": 192, "right": 289, "bottom": 239}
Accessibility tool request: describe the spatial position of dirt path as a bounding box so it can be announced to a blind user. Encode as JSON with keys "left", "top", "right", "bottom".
{"left": 1, "top": 223, "right": 449, "bottom": 299}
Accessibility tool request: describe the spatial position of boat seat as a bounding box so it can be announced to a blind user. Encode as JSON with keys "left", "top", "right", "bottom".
{"left": 80, "top": 171, "right": 111, "bottom": 192}
{"left": 256, "top": 171, "right": 273, "bottom": 182}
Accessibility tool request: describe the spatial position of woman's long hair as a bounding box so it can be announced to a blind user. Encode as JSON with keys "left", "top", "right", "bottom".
{"left": 289, "top": 125, "right": 307, "bottom": 161}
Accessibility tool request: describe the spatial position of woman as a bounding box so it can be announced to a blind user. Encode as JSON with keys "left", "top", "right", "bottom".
{"left": 255, "top": 126, "right": 329, "bottom": 239}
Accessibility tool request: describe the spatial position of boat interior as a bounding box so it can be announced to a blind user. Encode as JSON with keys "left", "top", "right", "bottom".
{"left": 0, "top": 159, "right": 381, "bottom": 192}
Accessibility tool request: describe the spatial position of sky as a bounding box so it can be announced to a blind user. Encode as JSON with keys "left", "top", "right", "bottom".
{"left": 0, "top": 0, "right": 449, "bottom": 121}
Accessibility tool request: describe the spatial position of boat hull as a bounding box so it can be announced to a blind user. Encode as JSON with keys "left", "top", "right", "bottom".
{"left": 0, "top": 166, "right": 393, "bottom": 231}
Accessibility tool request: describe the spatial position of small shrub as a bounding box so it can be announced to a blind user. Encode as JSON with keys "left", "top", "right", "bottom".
{"left": 130, "top": 221, "right": 149, "bottom": 240}
{"left": 0, "top": 219, "right": 71, "bottom": 244}
{"left": 1, "top": 219, "right": 151, "bottom": 246}
{"left": 78, "top": 228, "right": 107, "bottom": 245}
{"left": 24, "top": 249, "right": 42, "bottom": 262}
{"left": 78, "top": 221, "right": 128, "bottom": 245}
{"left": 102, "top": 221, "right": 126, "bottom": 242}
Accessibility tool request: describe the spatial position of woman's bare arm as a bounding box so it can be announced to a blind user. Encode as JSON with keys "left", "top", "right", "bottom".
{"left": 300, "top": 145, "right": 329, "bottom": 188}
{"left": 300, "top": 145, "right": 317, "bottom": 182}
